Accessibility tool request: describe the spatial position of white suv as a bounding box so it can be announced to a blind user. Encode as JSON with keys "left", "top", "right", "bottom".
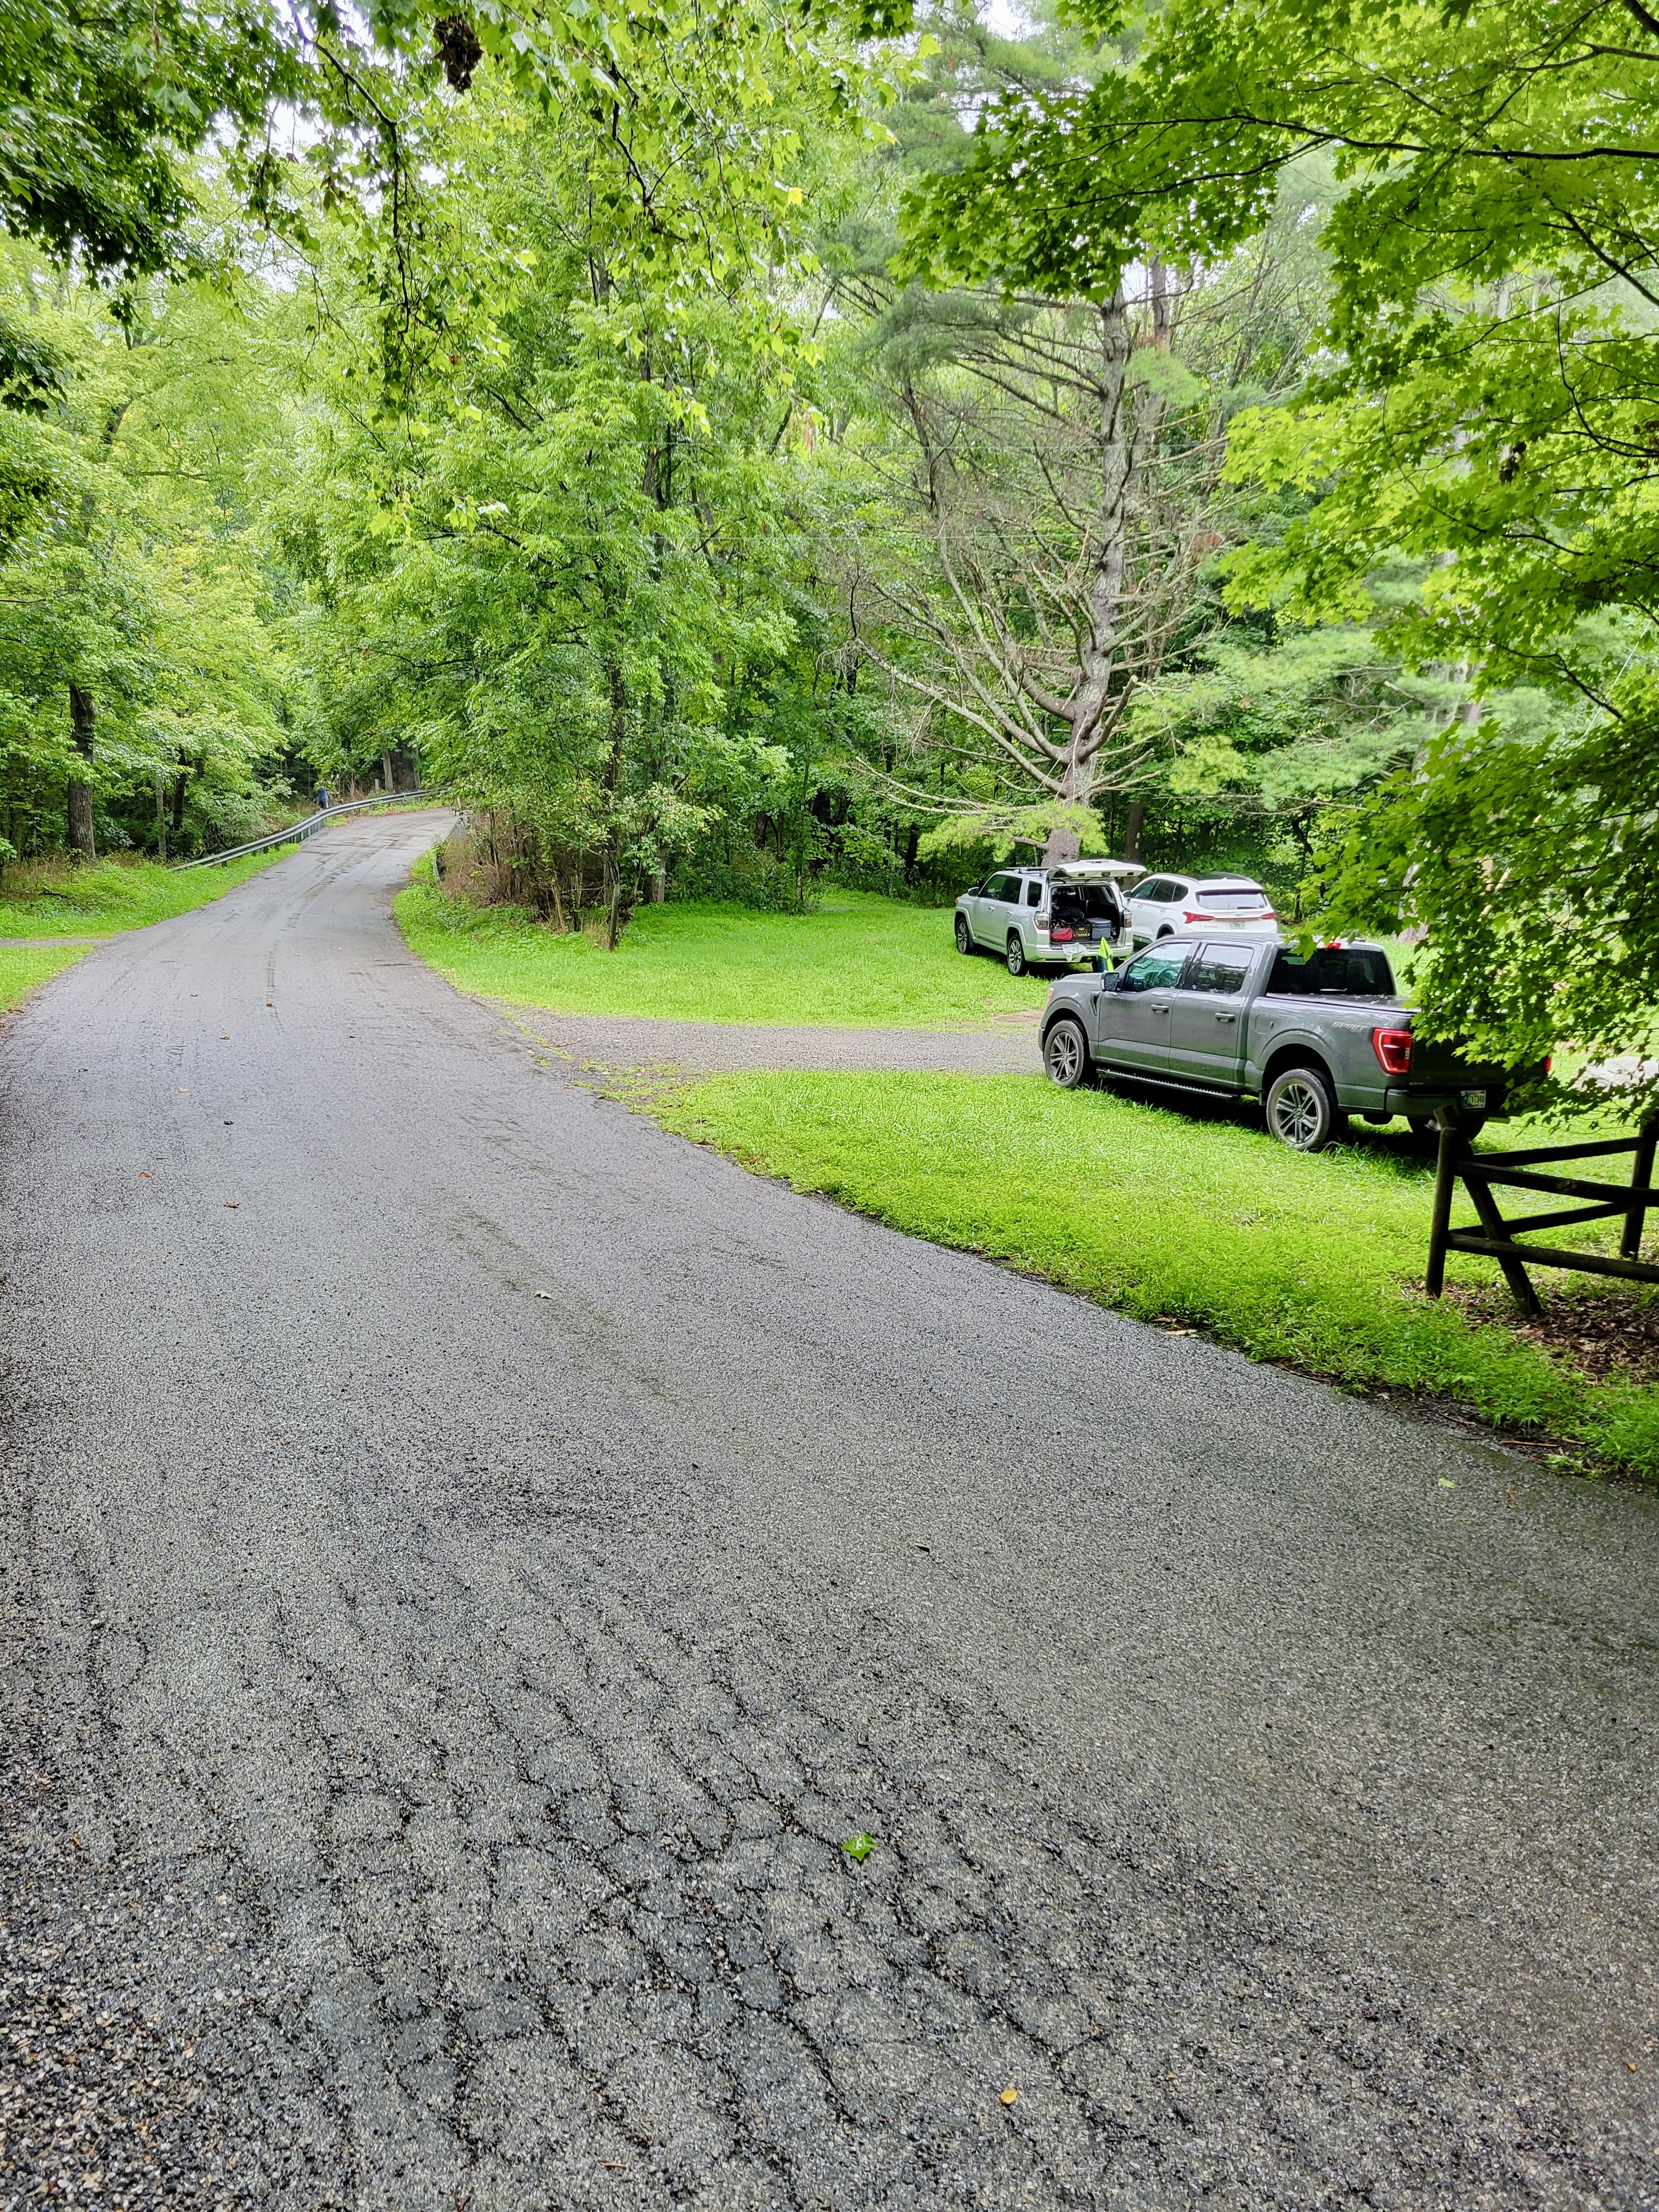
{"left": 954, "top": 861, "right": 1137, "bottom": 976}
{"left": 1124, "top": 873, "right": 1277, "bottom": 950}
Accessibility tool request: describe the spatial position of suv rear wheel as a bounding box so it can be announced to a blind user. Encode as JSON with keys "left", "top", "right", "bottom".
{"left": 954, "top": 913, "right": 973, "bottom": 955}
{"left": 1265, "top": 1063, "right": 1346, "bottom": 1152}
{"left": 1006, "top": 933, "right": 1028, "bottom": 977}
{"left": 1044, "top": 1018, "right": 1091, "bottom": 1089}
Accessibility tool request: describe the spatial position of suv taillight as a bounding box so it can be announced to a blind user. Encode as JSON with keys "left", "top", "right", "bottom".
{"left": 1373, "top": 1027, "right": 1413, "bottom": 1076}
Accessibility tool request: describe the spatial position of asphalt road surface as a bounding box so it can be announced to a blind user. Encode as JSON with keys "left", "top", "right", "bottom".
{"left": 3, "top": 814, "right": 1657, "bottom": 2212}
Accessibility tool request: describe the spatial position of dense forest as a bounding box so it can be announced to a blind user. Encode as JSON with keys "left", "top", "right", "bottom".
{"left": 3, "top": 0, "right": 1656, "bottom": 1091}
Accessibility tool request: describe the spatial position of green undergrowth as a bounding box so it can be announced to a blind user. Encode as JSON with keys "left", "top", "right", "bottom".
{"left": 0, "top": 848, "right": 290, "bottom": 939}
{"left": 650, "top": 1069, "right": 1659, "bottom": 1481}
{"left": 0, "top": 941, "right": 89, "bottom": 1010}
{"left": 396, "top": 870, "right": 1048, "bottom": 1029}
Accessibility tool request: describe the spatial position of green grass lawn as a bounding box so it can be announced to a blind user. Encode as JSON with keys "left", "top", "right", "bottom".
{"left": 651, "top": 1069, "right": 1659, "bottom": 1480}
{"left": 0, "top": 849, "right": 291, "bottom": 939}
{"left": 0, "top": 941, "right": 89, "bottom": 1011}
{"left": 396, "top": 876, "right": 1048, "bottom": 1028}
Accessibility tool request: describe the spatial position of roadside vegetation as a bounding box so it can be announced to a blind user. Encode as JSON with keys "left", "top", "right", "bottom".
{"left": 0, "top": 852, "right": 290, "bottom": 940}
{"left": 397, "top": 871, "right": 1047, "bottom": 1029}
{"left": 652, "top": 1071, "right": 1659, "bottom": 1480}
{"left": 0, "top": 942, "right": 88, "bottom": 1011}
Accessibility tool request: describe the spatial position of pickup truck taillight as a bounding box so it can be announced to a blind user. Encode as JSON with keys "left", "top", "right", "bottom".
{"left": 1372, "top": 1027, "right": 1413, "bottom": 1076}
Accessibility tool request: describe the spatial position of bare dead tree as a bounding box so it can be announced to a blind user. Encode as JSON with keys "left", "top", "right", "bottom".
{"left": 834, "top": 234, "right": 1319, "bottom": 861}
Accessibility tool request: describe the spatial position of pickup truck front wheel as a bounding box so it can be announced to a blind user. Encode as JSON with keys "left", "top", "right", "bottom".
{"left": 1265, "top": 1063, "right": 1346, "bottom": 1152}
{"left": 1043, "top": 1018, "right": 1091, "bottom": 1090}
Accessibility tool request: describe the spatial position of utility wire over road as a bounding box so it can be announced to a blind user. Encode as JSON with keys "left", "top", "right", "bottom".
{"left": 2, "top": 813, "right": 1656, "bottom": 2209}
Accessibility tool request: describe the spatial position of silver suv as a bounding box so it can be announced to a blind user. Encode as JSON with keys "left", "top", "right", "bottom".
{"left": 955, "top": 862, "right": 1136, "bottom": 975}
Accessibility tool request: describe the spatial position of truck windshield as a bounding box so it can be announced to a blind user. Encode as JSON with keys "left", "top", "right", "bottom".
{"left": 1265, "top": 946, "right": 1396, "bottom": 997}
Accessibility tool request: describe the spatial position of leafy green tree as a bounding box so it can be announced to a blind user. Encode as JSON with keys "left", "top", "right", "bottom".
{"left": 0, "top": 0, "right": 300, "bottom": 280}
{"left": 0, "top": 244, "right": 293, "bottom": 861}
{"left": 269, "top": 35, "right": 875, "bottom": 925}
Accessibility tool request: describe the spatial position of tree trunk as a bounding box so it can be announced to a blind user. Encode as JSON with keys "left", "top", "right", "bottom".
{"left": 66, "top": 684, "right": 95, "bottom": 860}
{"left": 1042, "top": 820, "right": 1082, "bottom": 867}
{"left": 602, "top": 656, "right": 626, "bottom": 947}
{"left": 1052, "top": 296, "right": 1136, "bottom": 813}
{"left": 1122, "top": 799, "right": 1145, "bottom": 862}
{"left": 171, "top": 770, "right": 188, "bottom": 837}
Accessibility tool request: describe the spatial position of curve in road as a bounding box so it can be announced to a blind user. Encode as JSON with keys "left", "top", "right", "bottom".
{"left": 2, "top": 813, "right": 1657, "bottom": 2211}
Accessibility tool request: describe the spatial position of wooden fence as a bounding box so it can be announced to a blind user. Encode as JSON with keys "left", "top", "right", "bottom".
{"left": 1425, "top": 1116, "right": 1658, "bottom": 1315}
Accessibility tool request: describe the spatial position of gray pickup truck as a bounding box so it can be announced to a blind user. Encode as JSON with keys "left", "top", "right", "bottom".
{"left": 1039, "top": 934, "right": 1514, "bottom": 1149}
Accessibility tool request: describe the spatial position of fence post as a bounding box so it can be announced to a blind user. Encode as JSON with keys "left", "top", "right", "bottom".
{"left": 1460, "top": 1157, "right": 1543, "bottom": 1316}
{"left": 1425, "top": 1109, "right": 1461, "bottom": 1297}
{"left": 1625, "top": 1119, "right": 1658, "bottom": 1261}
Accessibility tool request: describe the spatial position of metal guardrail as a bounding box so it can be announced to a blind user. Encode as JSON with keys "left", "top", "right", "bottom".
{"left": 1425, "top": 1114, "right": 1659, "bottom": 1314}
{"left": 170, "top": 790, "right": 447, "bottom": 871}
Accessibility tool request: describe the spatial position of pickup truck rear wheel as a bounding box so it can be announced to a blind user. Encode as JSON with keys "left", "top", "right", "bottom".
{"left": 1265, "top": 1063, "right": 1346, "bottom": 1152}
{"left": 1044, "top": 1018, "right": 1091, "bottom": 1090}
{"left": 954, "top": 913, "right": 973, "bottom": 955}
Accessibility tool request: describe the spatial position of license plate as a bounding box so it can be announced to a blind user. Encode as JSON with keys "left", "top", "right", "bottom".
{"left": 1460, "top": 1088, "right": 1487, "bottom": 1109}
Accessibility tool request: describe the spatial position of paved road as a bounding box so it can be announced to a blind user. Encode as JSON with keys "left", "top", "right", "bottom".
{"left": 2, "top": 814, "right": 1657, "bottom": 2212}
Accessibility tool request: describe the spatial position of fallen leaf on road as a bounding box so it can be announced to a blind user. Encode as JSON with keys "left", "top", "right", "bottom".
{"left": 1438, "top": 1479, "right": 1457, "bottom": 1489}
{"left": 224, "top": 1201, "right": 239, "bottom": 1210}
{"left": 1000, "top": 2087, "right": 1019, "bottom": 2106}
{"left": 842, "top": 1833, "right": 878, "bottom": 1863}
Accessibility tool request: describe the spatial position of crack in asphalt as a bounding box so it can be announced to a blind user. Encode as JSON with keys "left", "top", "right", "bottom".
{"left": 2, "top": 815, "right": 1657, "bottom": 2211}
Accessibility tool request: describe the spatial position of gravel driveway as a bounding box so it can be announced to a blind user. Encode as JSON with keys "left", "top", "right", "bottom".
{"left": 503, "top": 1006, "right": 1043, "bottom": 1080}
{"left": 2, "top": 812, "right": 1657, "bottom": 2212}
